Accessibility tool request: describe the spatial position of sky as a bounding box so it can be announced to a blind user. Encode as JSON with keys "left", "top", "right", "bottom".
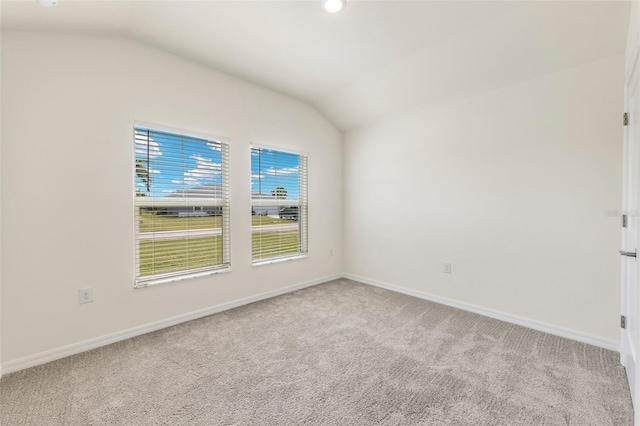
{"left": 134, "top": 127, "right": 300, "bottom": 200}
{"left": 251, "top": 147, "right": 300, "bottom": 200}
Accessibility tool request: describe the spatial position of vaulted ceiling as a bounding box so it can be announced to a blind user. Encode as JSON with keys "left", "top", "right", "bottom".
{"left": 1, "top": 0, "right": 630, "bottom": 132}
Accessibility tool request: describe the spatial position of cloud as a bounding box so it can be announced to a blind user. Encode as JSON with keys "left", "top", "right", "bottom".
{"left": 134, "top": 133, "right": 162, "bottom": 158}
{"left": 182, "top": 155, "right": 222, "bottom": 186}
{"left": 207, "top": 141, "right": 222, "bottom": 152}
{"left": 263, "top": 167, "right": 298, "bottom": 176}
{"left": 250, "top": 174, "right": 264, "bottom": 187}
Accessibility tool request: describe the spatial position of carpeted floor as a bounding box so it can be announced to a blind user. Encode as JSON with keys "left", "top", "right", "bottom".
{"left": 0, "top": 279, "right": 633, "bottom": 425}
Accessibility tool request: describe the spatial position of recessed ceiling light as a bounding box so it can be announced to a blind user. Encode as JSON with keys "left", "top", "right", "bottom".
{"left": 321, "top": 0, "right": 345, "bottom": 14}
{"left": 38, "top": 0, "right": 59, "bottom": 7}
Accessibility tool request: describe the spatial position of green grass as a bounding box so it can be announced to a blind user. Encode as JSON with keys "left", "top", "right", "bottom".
{"left": 252, "top": 231, "right": 300, "bottom": 261}
{"left": 251, "top": 216, "right": 296, "bottom": 226}
{"left": 139, "top": 231, "right": 301, "bottom": 277}
{"left": 139, "top": 211, "right": 295, "bottom": 233}
{"left": 139, "top": 236, "right": 223, "bottom": 276}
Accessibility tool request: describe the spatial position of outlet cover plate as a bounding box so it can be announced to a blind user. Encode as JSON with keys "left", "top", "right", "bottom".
{"left": 79, "top": 288, "right": 93, "bottom": 304}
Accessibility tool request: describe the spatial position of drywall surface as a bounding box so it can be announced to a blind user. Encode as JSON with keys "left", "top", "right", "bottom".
{"left": 0, "top": 25, "right": 3, "bottom": 375}
{"left": 626, "top": 0, "right": 639, "bottom": 83}
{"left": 0, "top": 31, "right": 342, "bottom": 363}
{"left": 344, "top": 54, "right": 624, "bottom": 343}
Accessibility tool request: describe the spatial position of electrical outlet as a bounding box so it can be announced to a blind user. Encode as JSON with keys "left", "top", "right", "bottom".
{"left": 443, "top": 263, "right": 452, "bottom": 274}
{"left": 79, "top": 288, "right": 93, "bottom": 304}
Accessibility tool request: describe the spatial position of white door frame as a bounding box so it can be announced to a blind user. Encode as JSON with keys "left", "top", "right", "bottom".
{"left": 622, "top": 36, "right": 640, "bottom": 423}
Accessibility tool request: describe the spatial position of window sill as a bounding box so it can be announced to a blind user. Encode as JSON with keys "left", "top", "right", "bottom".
{"left": 135, "top": 267, "right": 231, "bottom": 289}
{"left": 252, "top": 254, "right": 308, "bottom": 268}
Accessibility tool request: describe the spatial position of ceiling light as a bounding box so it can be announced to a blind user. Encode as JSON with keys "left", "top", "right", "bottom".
{"left": 38, "top": 0, "right": 59, "bottom": 7}
{"left": 321, "top": 0, "right": 345, "bottom": 13}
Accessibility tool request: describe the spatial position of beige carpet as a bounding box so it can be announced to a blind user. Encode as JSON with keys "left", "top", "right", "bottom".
{"left": 0, "top": 279, "right": 633, "bottom": 425}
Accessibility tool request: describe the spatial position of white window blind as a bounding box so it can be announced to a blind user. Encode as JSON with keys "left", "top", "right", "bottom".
{"left": 134, "top": 126, "right": 230, "bottom": 287}
{"left": 251, "top": 146, "right": 308, "bottom": 263}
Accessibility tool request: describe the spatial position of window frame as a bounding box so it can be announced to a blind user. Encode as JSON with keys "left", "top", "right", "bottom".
{"left": 250, "top": 144, "right": 308, "bottom": 266}
{"left": 133, "top": 121, "right": 231, "bottom": 288}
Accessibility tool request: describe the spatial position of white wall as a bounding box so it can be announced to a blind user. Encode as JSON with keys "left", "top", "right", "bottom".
{"left": 0, "top": 28, "right": 625, "bottom": 368}
{"left": 0, "top": 31, "right": 342, "bottom": 364}
{"left": 627, "top": 1, "right": 640, "bottom": 84}
{"left": 0, "top": 24, "right": 3, "bottom": 375}
{"left": 344, "top": 54, "right": 624, "bottom": 343}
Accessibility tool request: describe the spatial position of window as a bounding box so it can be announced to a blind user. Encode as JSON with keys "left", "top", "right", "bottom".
{"left": 251, "top": 146, "right": 308, "bottom": 263}
{"left": 134, "top": 125, "right": 230, "bottom": 287}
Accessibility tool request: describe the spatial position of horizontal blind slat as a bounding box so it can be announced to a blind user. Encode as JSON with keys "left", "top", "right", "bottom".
{"left": 135, "top": 126, "right": 230, "bottom": 283}
{"left": 251, "top": 146, "right": 307, "bottom": 262}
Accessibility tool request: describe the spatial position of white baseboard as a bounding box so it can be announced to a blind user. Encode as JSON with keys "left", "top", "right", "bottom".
{"left": 0, "top": 273, "right": 342, "bottom": 376}
{"left": 343, "top": 273, "right": 619, "bottom": 352}
{"left": 0, "top": 272, "right": 618, "bottom": 377}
